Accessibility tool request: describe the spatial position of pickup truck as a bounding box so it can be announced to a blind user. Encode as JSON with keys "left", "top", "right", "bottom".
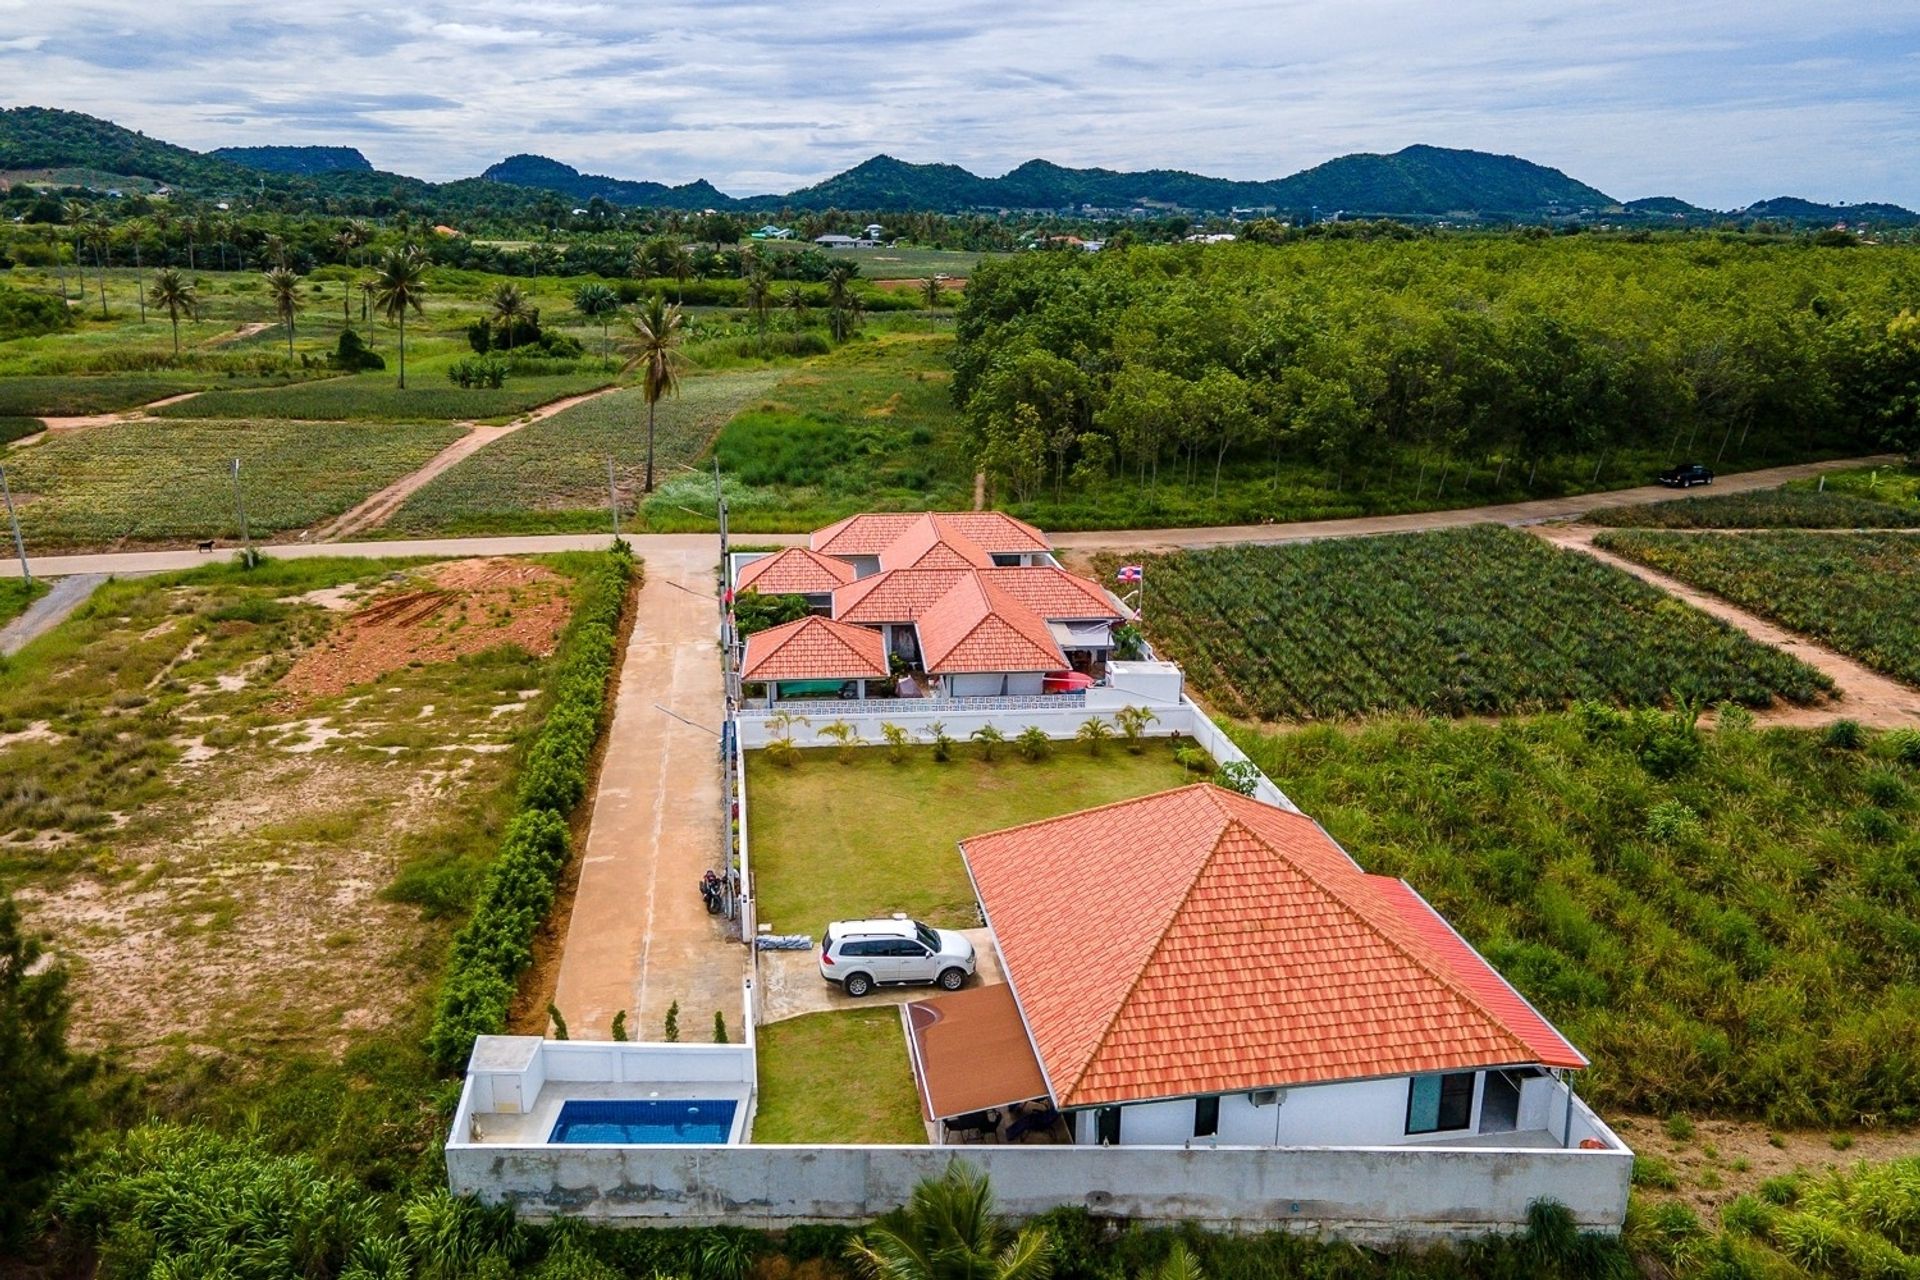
{"left": 1658, "top": 462, "right": 1714, "bottom": 488}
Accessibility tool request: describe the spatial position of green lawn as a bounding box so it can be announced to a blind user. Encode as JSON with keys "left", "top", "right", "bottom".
{"left": 747, "top": 738, "right": 1195, "bottom": 940}
{"left": 386, "top": 368, "right": 782, "bottom": 535}
{"left": 752, "top": 1008, "right": 926, "bottom": 1144}
{"left": 4, "top": 417, "right": 464, "bottom": 546}
{"left": 0, "top": 576, "right": 48, "bottom": 629}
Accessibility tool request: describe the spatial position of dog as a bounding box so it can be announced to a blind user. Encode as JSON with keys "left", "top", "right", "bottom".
{"left": 196, "top": 540, "right": 216, "bottom": 553}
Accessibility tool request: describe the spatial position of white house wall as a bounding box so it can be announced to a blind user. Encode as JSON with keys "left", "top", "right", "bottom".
{"left": 1089, "top": 1075, "right": 1496, "bottom": 1149}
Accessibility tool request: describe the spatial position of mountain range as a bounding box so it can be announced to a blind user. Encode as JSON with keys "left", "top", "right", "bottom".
{"left": 2, "top": 106, "right": 1914, "bottom": 225}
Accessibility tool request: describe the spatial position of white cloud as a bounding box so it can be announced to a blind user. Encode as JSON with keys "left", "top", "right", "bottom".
{"left": 0, "top": 0, "right": 1916, "bottom": 206}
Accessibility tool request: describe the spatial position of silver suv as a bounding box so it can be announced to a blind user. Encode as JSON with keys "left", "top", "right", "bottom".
{"left": 818, "top": 918, "right": 976, "bottom": 997}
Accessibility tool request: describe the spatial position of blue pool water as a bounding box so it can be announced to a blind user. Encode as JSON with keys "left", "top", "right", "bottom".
{"left": 548, "top": 1099, "right": 737, "bottom": 1144}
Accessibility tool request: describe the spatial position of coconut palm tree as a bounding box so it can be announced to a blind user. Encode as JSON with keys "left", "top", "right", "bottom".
{"left": 371, "top": 247, "right": 429, "bottom": 388}
{"left": 125, "top": 217, "right": 149, "bottom": 323}
{"left": 488, "top": 281, "right": 531, "bottom": 351}
{"left": 148, "top": 267, "right": 198, "bottom": 357}
{"left": 825, "top": 262, "right": 863, "bottom": 343}
{"left": 667, "top": 240, "right": 693, "bottom": 304}
{"left": 921, "top": 276, "right": 942, "bottom": 328}
{"left": 61, "top": 200, "right": 87, "bottom": 300}
{"left": 263, "top": 266, "right": 300, "bottom": 357}
{"left": 783, "top": 283, "right": 809, "bottom": 332}
{"left": 573, "top": 282, "right": 619, "bottom": 370}
{"left": 83, "top": 216, "right": 112, "bottom": 319}
{"left": 743, "top": 269, "right": 772, "bottom": 353}
{"left": 262, "top": 233, "right": 290, "bottom": 269}
{"left": 847, "top": 1165, "right": 1053, "bottom": 1280}
{"left": 628, "top": 295, "right": 686, "bottom": 493}
{"left": 332, "top": 228, "right": 359, "bottom": 329}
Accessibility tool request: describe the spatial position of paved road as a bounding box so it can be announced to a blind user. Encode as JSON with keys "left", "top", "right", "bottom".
{"left": 549, "top": 546, "right": 747, "bottom": 1040}
{"left": 0, "top": 573, "right": 106, "bottom": 656}
{"left": 3, "top": 454, "right": 1893, "bottom": 580}
{"left": 1047, "top": 455, "right": 1904, "bottom": 552}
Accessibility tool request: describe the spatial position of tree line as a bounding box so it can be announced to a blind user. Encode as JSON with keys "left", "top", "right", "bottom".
{"left": 953, "top": 237, "right": 1920, "bottom": 507}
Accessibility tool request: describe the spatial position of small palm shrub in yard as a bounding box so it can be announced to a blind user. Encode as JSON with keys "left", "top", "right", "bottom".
{"left": 1240, "top": 710, "right": 1920, "bottom": 1125}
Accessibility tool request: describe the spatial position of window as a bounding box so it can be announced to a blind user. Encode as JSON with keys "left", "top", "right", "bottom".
{"left": 914, "top": 923, "right": 942, "bottom": 951}
{"left": 883, "top": 939, "right": 927, "bottom": 957}
{"left": 840, "top": 940, "right": 880, "bottom": 957}
{"left": 1095, "top": 1106, "right": 1122, "bottom": 1145}
{"left": 1406, "top": 1072, "right": 1476, "bottom": 1134}
{"left": 1193, "top": 1096, "right": 1219, "bottom": 1138}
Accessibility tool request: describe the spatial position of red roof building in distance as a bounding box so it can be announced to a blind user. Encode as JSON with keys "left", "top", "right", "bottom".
{"left": 734, "top": 547, "right": 857, "bottom": 597}
{"left": 950, "top": 784, "right": 1597, "bottom": 1149}
{"left": 739, "top": 615, "right": 888, "bottom": 686}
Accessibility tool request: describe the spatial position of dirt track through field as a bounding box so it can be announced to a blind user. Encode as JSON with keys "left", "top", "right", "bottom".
{"left": 30, "top": 390, "right": 207, "bottom": 436}
{"left": 1536, "top": 524, "right": 1920, "bottom": 729}
{"left": 310, "top": 382, "right": 622, "bottom": 541}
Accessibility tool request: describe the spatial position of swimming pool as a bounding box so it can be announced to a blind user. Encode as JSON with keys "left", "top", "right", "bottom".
{"left": 547, "top": 1098, "right": 738, "bottom": 1144}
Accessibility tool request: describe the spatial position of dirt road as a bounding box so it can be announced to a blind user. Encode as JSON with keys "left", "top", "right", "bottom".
{"left": 1538, "top": 525, "right": 1920, "bottom": 728}
{"left": 310, "top": 382, "right": 621, "bottom": 542}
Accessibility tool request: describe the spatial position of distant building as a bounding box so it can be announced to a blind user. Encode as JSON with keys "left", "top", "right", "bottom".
{"left": 750, "top": 225, "right": 794, "bottom": 240}
{"left": 814, "top": 233, "right": 879, "bottom": 249}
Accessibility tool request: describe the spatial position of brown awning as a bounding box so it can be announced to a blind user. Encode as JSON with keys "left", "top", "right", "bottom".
{"left": 905, "top": 983, "right": 1051, "bottom": 1122}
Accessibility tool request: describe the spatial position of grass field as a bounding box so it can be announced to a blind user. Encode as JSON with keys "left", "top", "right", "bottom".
{"left": 1590, "top": 485, "right": 1920, "bottom": 529}
{"left": 684, "top": 333, "right": 973, "bottom": 532}
{"left": 1240, "top": 712, "right": 1920, "bottom": 1125}
{"left": 747, "top": 740, "right": 1195, "bottom": 940}
{"left": 4, "top": 418, "right": 464, "bottom": 546}
{"left": 0, "top": 577, "right": 47, "bottom": 629}
{"left": 1596, "top": 530, "right": 1920, "bottom": 687}
{"left": 386, "top": 369, "right": 782, "bottom": 534}
{"left": 0, "top": 373, "right": 221, "bottom": 417}
{"left": 756, "top": 243, "right": 1001, "bottom": 280}
{"left": 752, "top": 1008, "right": 927, "bottom": 1143}
{"left": 1119, "top": 526, "right": 1831, "bottom": 721}
{"left": 151, "top": 370, "right": 612, "bottom": 423}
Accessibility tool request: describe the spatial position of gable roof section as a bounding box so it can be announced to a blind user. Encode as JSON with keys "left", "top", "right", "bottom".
{"left": 960, "top": 784, "right": 1586, "bottom": 1110}
{"left": 878, "top": 514, "right": 995, "bottom": 572}
{"left": 979, "top": 567, "right": 1126, "bottom": 621}
{"left": 831, "top": 568, "right": 970, "bottom": 625}
{"left": 811, "top": 511, "right": 1050, "bottom": 558}
{"left": 735, "top": 547, "right": 857, "bottom": 596}
{"left": 739, "top": 614, "right": 889, "bottom": 683}
{"left": 916, "top": 575, "right": 1066, "bottom": 675}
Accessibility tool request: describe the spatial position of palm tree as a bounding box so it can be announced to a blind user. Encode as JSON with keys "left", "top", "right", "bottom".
{"left": 783, "top": 284, "right": 809, "bottom": 332}
{"left": 263, "top": 266, "right": 300, "bottom": 357}
{"left": 921, "top": 276, "right": 942, "bottom": 328}
{"left": 743, "top": 269, "right": 772, "bottom": 353}
{"left": 61, "top": 200, "right": 87, "bottom": 301}
{"left": 573, "top": 282, "right": 619, "bottom": 370}
{"left": 847, "top": 1165, "right": 1053, "bottom": 1280}
{"left": 667, "top": 240, "right": 693, "bottom": 304}
{"left": 628, "top": 295, "right": 686, "bottom": 493}
{"left": 371, "top": 247, "right": 429, "bottom": 388}
{"left": 332, "top": 228, "right": 359, "bottom": 329}
{"left": 488, "top": 281, "right": 531, "bottom": 351}
{"left": 148, "top": 267, "right": 198, "bottom": 357}
{"left": 83, "top": 216, "right": 112, "bottom": 319}
{"left": 826, "top": 262, "right": 863, "bottom": 342}
{"left": 125, "top": 218, "right": 149, "bottom": 323}
{"left": 262, "top": 233, "right": 290, "bottom": 269}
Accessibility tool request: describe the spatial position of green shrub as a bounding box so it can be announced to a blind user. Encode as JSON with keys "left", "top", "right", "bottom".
{"left": 1826, "top": 719, "right": 1867, "bottom": 751}
{"left": 0, "top": 416, "right": 43, "bottom": 446}
{"left": 426, "top": 546, "right": 632, "bottom": 1070}
{"left": 1633, "top": 1155, "right": 1680, "bottom": 1190}
{"left": 330, "top": 329, "right": 385, "bottom": 372}
{"left": 0, "top": 282, "right": 71, "bottom": 340}
{"left": 449, "top": 355, "right": 510, "bottom": 389}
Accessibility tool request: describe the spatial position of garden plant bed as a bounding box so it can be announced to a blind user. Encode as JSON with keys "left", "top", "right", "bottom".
{"left": 1110, "top": 525, "right": 1832, "bottom": 720}
{"left": 1594, "top": 530, "right": 1920, "bottom": 688}
{"left": 746, "top": 738, "right": 1196, "bottom": 941}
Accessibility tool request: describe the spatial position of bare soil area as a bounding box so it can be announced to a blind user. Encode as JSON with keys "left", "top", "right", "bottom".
{"left": 1616, "top": 1112, "right": 1920, "bottom": 1218}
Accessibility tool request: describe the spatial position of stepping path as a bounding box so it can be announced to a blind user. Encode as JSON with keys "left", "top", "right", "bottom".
{"left": 549, "top": 544, "right": 746, "bottom": 1040}
{"left": 310, "top": 383, "right": 623, "bottom": 542}
{"left": 1536, "top": 524, "right": 1920, "bottom": 729}
{"left": 0, "top": 573, "right": 107, "bottom": 656}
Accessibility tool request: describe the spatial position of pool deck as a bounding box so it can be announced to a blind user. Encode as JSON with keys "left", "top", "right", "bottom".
{"left": 466, "top": 1079, "right": 754, "bottom": 1146}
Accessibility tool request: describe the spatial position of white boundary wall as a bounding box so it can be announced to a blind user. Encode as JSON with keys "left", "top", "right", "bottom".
{"left": 445, "top": 1129, "right": 1631, "bottom": 1241}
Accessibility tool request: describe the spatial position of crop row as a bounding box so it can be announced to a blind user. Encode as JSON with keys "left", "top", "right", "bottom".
{"left": 1590, "top": 487, "right": 1920, "bottom": 530}
{"left": 1130, "top": 525, "right": 1830, "bottom": 720}
{"left": 388, "top": 368, "right": 782, "bottom": 533}
{"left": 4, "top": 418, "right": 463, "bottom": 547}
{"left": 153, "top": 370, "right": 612, "bottom": 423}
{"left": 1596, "top": 530, "right": 1920, "bottom": 687}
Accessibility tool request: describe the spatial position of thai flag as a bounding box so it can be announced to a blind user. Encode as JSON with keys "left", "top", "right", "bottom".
{"left": 1115, "top": 565, "right": 1143, "bottom": 584}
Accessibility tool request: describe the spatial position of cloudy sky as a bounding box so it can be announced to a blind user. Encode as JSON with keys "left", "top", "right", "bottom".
{"left": 4, "top": 0, "right": 1918, "bottom": 207}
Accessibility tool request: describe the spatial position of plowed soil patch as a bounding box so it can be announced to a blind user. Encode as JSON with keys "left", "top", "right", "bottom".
{"left": 281, "top": 557, "right": 569, "bottom": 697}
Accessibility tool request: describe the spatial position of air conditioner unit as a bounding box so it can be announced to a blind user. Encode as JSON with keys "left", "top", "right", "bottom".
{"left": 1248, "top": 1088, "right": 1286, "bottom": 1107}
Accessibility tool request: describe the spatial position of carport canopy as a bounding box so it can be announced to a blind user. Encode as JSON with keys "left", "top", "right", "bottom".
{"left": 905, "top": 983, "right": 1051, "bottom": 1122}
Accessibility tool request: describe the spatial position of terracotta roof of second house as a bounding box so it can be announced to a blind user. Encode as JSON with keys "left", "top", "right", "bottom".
{"left": 735, "top": 548, "right": 857, "bottom": 596}
{"left": 878, "top": 514, "right": 996, "bottom": 572}
{"left": 979, "top": 567, "right": 1126, "bottom": 621}
{"left": 960, "top": 784, "right": 1587, "bottom": 1110}
{"left": 916, "top": 575, "right": 1066, "bottom": 675}
{"left": 811, "top": 511, "right": 1050, "bottom": 559}
{"left": 831, "top": 568, "right": 970, "bottom": 625}
{"left": 739, "top": 615, "right": 889, "bottom": 683}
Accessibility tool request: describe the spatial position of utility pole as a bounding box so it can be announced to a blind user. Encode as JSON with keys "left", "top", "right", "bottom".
{"left": 0, "top": 464, "right": 29, "bottom": 587}
{"left": 229, "top": 458, "right": 251, "bottom": 554}
{"left": 606, "top": 457, "right": 623, "bottom": 541}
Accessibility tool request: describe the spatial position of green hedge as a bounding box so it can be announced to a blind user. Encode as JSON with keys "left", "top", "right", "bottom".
{"left": 426, "top": 543, "right": 633, "bottom": 1070}
{"left": 0, "top": 416, "right": 44, "bottom": 446}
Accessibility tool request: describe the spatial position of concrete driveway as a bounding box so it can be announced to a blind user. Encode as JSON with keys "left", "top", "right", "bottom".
{"left": 757, "top": 927, "right": 1004, "bottom": 1023}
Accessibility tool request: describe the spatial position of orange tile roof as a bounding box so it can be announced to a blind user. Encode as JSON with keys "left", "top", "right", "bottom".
{"left": 878, "top": 514, "right": 995, "bottom": 572}
{"left": 739, "top": 615, "right": 888, "bottom": 683}
{"left": 960, "top": 785, "right": 1586, "bottom": 1109}
{"left": 811, "top": 511, "right": 1050, "bottom": 558}
{"left": 916, "top": 575, "right": 1066, "bottom": 675}
{"left": 979, "top": 567, "right": 1126, "bottom": 621}
{"left": 735, "top": 548, "right": 857, "bottom": 596}
{"left": 831, "top": 568, "right": 969, "bottom": 625}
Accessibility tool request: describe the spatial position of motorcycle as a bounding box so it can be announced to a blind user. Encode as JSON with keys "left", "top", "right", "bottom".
{"left": 699, "top": 869, "right": 726, "bottom": 915}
